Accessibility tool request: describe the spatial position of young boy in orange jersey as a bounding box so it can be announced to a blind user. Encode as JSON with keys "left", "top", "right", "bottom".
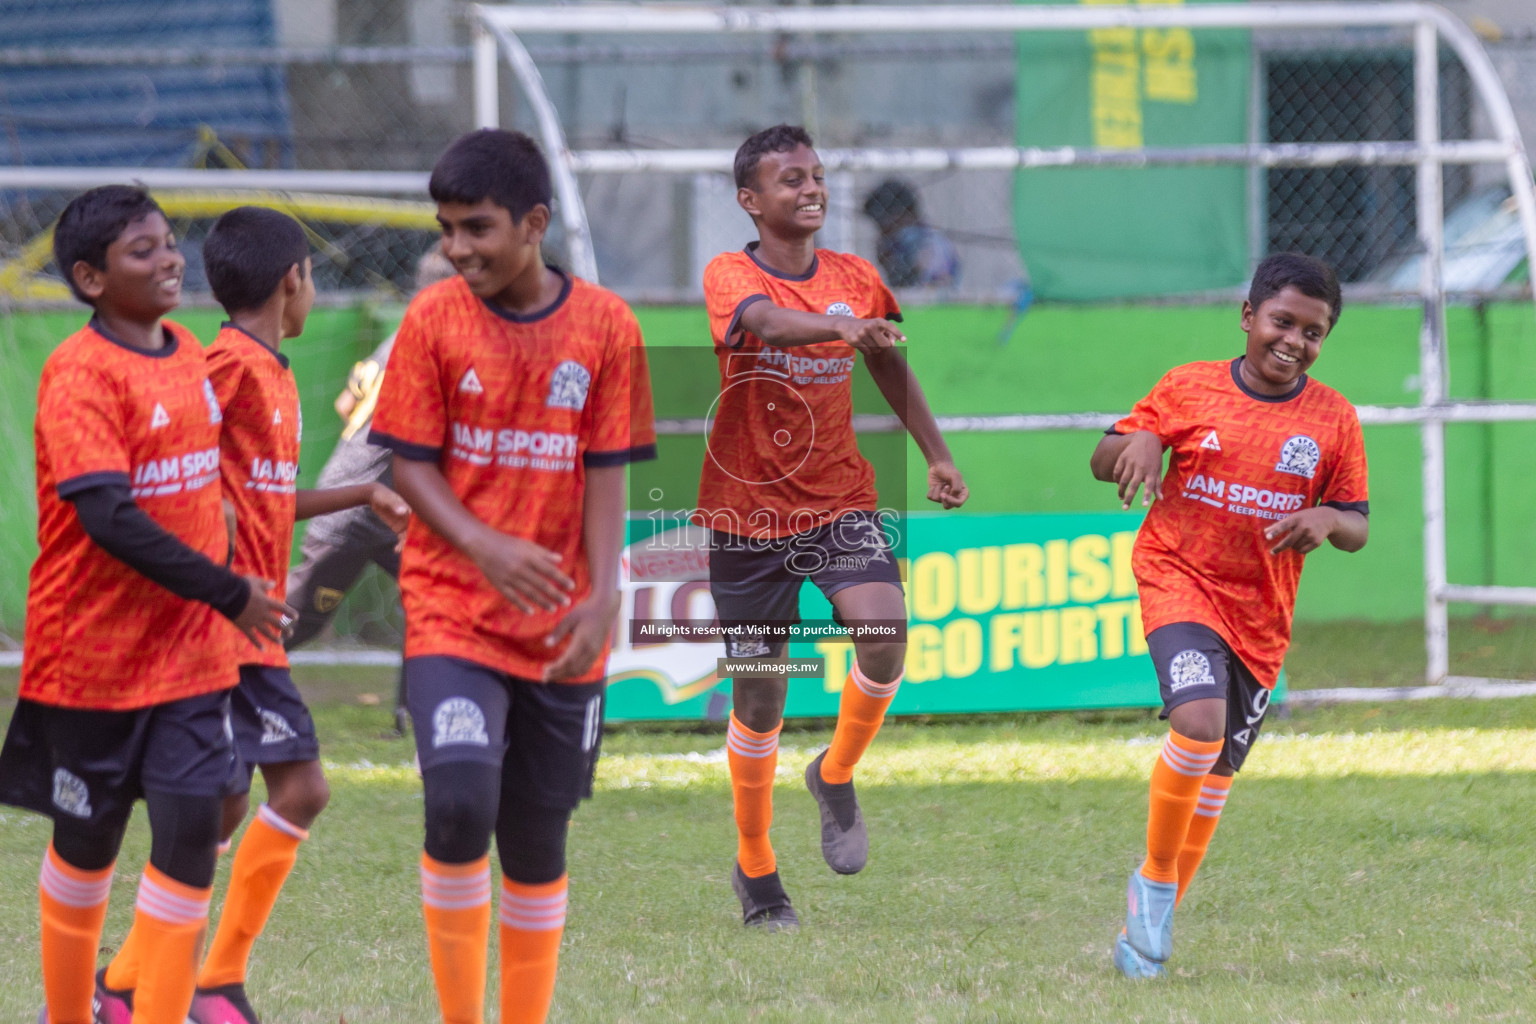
{"left": 0, "top": 185, "right": 290, "bottom": 1024}
{"left": 369, "top": 129, "right": 655, "bottom": 1024}
{"left": 93, "top": 206, "right": 410, "bottom": 1024}
{"left": 698, "top": 124, "right": 969, "bottom": 930}
{"left": 1091, "top": 252, "right": 1369, "bottom": 979}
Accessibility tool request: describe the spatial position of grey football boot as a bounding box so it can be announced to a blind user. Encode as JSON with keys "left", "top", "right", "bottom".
{"left": 804, "top": 749, "right": 868, "bottom": 874}
{"left": 731, "top": 861, "right": 800, "bottom": 931}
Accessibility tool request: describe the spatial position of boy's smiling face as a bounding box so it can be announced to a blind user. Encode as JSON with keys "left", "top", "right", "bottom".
{"left": 738, "top": 144, "right": 827, "bottom": 236}
{"left": 436, "top": 198, "right": 548, "bottom": 303}
{"left": 75, "top": 211, "right": 184, "bottom": 320}
{"left": 1240, "top": 285, "right": 1334, "bottom": 393}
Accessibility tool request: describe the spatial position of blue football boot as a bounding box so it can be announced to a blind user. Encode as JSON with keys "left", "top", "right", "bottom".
{"left": 1124, "top": 868, "right": 1178, "bottom": 963}
{"left": 1113, "top": 928, "right": 1167, "bottom": 979}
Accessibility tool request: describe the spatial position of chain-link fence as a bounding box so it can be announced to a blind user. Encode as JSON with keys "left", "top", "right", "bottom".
{"left": 3, "top": 5, "right": 1532, "bottom": 304}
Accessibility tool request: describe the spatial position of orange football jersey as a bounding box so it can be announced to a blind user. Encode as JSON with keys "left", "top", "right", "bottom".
{"left": 370, "top": 272, "right": 657, "bottom": 682}
{"left": 207, "top": 324, "right": 301, "bottom": 669}
{"left": 695, "top": 244, "right": 901, "bottom": 539}
{"left": 23, "top": 320, "right": 239, "bottom": 710}
{"left": 1115, "top": 358, "right": 1369, "bottom": 686}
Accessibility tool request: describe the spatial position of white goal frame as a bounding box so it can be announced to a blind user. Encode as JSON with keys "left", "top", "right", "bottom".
{"left": 469, "top": 2, "right": 1536, "bottom": 693}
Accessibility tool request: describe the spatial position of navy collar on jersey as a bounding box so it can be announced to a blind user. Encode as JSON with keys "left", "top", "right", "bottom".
{"left": 88, "top": 316, "right": 179, "bottom": 359}
{"left": 1231, "top": 356, "right": 1307, "bottom": 403}
{"left": 745, "top": 241, "right": 819, "bottom": 282}
{"left": 223, "top": 322, "right": 291, "bottom": 369}
{"left": 479, "top": 266, "right": 573, "bottom": 324}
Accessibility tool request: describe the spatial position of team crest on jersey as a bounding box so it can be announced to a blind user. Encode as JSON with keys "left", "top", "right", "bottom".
{"left": 51, "top": 768, "right": 92, "bottom": 819}
{"left": 1275, "top": 435, "right": 1321, "bottom": 479}
{"left": 1168, "top": 650, "right": 1215, "bottom": 692}
{"left": 546, "top": 360, "right": 592, "bottom": 411}
{"left": 825, "top": 301, "right": 855, "bottom": 317}
{"left": 432, "top": 697, "right": 490, "bottom": 748}
{"left": 258, "top": 708, "right": 299, "bottom": 745}
{"left": 314, "top": 587, "right": 345, "bottom": 614}
{"left": 150, "top": 403, "right": 171, "bottom": 429}
{"left": 203, "top": 380, "right": 223, "bottom": 423}
{"left": 1199, "top": 430, "right": 1221, "bottom": 452}
{"left": 458, "top": 367, "right": 484, "bottom": 394}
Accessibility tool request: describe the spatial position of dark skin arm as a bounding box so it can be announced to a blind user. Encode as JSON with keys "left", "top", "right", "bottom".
{"left": 1266, "top": 507, "right": 1369, "bottom": 554}
{"left": 1090, "top": 430, "right": 1164, "bottom": 509}
{"left": 390, "top": 455, "right": 574, "bottom": 614}
{"left": 542, "top": 464, "right": 626, "bottom": 681}
{"left": 295, "top": 482, "right": 411, "bottom": 548}
{"left": 863, "top": 348, "right": 967, "bottom": 508}
{"left": 738, "top": 300, "right": 906, "bottom": 354}
{"left": 1092, "top": 432, "right": 1369, "bottom": 552}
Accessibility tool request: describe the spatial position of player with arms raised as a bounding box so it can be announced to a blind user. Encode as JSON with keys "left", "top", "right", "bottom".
{"left": 0, "top": 185, "right": 289, "bottom": 1024}
{"left": 698, "top": 124, "right": 968, "bottom": 931}
{"left": 370, "top": 129, "right": 655, "bottom": 1024}
{"left": 1091, "top": 252, "right": 1369, "bottom": 978}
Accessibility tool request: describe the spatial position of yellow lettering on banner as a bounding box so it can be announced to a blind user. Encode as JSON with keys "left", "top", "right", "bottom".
{"left": 1045, "top": 539, "right": 1070, "bottom": 606}
{"left": 1111, "top": 531, "right": 1138, "bottom": 597}
{"left": 943, "top": 619, "right": 984, "bottom": 678}
{"left": 898, "top": 558, "right": 912, "bottom": 614}
{"left": 1003, "top": 544, "right": 1044, "bottom": 609}
{"left": 908, "top": 623, "right": 944, "bottom": 683}
{"left": 1130, "top": 601, "right": 1149, "bottom": 655}
{"left": 1060, "top": 606, "right": 1099, "bottom": 664}
{"left": 1097, "top": 600, "right": 1132, "bottom": 659}
{"left": 1086, "top": 0, "right": 1142, "bottom": 151}
{"left": 1143, "top": 29, "right": 1197, "bottom": 102}
{"left": 958, "top": 547, "right": 1001, "bottom": 615}
{"left": 816, "top": 642, "right": 853, "bottom": 692}
{"left": 1068, "top": 535, "right": 1112, "bottom": 604}
{"left": 912, "top": 552, "right": 957, "bottom": 620}
{"left": 1023, "top": 610, "right": 1059, "bottom": 669}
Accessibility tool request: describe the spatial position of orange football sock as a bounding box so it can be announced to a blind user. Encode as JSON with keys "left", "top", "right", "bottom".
{"left": 103, "top": 923, "right": 140, "bottom": 992}
{"left": 727, "top": 713, "right": 780, "bottom": 878}
{"left": 421, "top": 853, "right": 491, "bottom": 1024}
{"left": 1176, "top": 774, "right": 1233, "bottom": 906}
{"left": 820, "top": 663, "right": 902, "bottom": 785}
{"left": 498, "top": 875, "right": 567, "bottom": 1024}
{"left": 1141, "top": 730, "right": 1224, "bottom": 884}
{"left": 39, "top": 844, "right": 115, "bottom": 1024}
{"left": 128, "top": 864, "right": 212, "bottom": 1024}
{"left": 198, "top": 804, "right": 308, "bottom": 988}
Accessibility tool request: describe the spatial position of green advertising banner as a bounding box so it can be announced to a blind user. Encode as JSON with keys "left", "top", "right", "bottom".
{"left": 605, "top": 512, "right": 1199, "bottom": 722}
{"left": 1013, "top": 0, "right": 1251, "bottom": 300}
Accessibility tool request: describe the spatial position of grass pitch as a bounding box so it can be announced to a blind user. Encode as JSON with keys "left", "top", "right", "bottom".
{"left": 2, "top": 695, "right": 1535, "bottom": 1023}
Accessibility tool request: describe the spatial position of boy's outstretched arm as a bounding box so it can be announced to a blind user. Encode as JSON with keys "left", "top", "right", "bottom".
{"left": 862, "top": 349, "right": 967, "bottom": 509}
{"left": 543, "top": 463, "right": 625, "bottom": 681}
{"left": 1091, "top": 431, "right": 1164, "bottom": 510}
{"left": 1266, "top": 507, "right": 1368, "bottom": 555}
{"left": 391, "top": 455, "right": 573, "bottom": 614}
{"left": 738, "top": 300, "right": 905, "bottom": 355}
{"left": 295, "top": 483, "right": 411, "bottom": 538}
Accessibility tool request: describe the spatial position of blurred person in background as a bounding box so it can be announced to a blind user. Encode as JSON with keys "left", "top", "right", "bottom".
{"left": 861, "top": 178, "right": 961, "bottom": 290}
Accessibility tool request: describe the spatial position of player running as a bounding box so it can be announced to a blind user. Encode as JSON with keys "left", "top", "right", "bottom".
{"left": 0, "top": 185, "right": 290, "bottom": 1024}
{"left": 698, "top": 124, "right": 968, "bottom": 931}
{"left": 1092, "top": 252, "right": 1369, "bottom": 979}
{"left": 370, "top": 128, "right": 655, "bottom": 1024}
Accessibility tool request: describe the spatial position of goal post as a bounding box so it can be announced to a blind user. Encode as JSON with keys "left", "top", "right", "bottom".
{"left": 469, "top": 1, "right": 1536, "bottom": 692}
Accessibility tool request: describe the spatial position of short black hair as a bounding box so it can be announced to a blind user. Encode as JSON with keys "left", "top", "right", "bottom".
{"left": 1249, "top": 252, "right": 1343, "bottom": 327}
{"left": 204, "top": 206, "right": 309, "bottom": 315}
{"left": 53, "top": 185, "right": 166, "bottom": 305}
{"left": 429, "top": 129, "right": 552, "bottom": 221}
{"left": 863, "top": 179, "right": 920, "bottom": 229}
{"left": 734, "top": 124, "right": 815, "bottom": 190}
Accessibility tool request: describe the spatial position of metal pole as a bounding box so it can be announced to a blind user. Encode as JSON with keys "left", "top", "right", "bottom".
{"left": 1416, "top": 19, "right": 1450, "bottom": 685}
{"left": 480, "top": 22, "right": 600, "bottom": 282}
{"left": 473, "top": 22, "right": 499, "bottom": 129}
